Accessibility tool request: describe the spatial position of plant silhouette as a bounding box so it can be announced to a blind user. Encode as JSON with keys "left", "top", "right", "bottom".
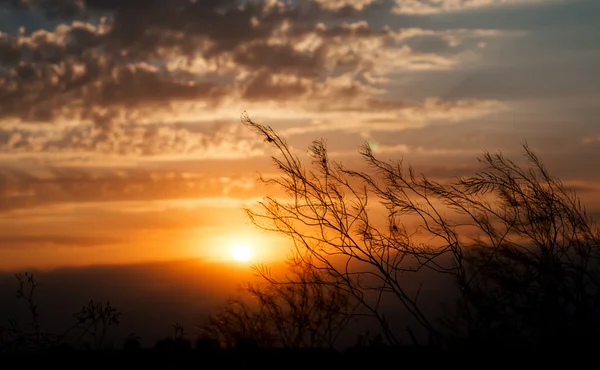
{"left": 223, "top": 112, "right": 600, "bottom": 351}
{"left": 201, "top": 257, "right": 357, "bottom": 350}
{"left": 0, "top": 272, "right": 121, "bottom": 353}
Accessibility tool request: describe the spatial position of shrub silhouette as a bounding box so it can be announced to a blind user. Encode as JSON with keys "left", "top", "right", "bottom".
{"left": 201, "top": 258, "right": 356, "bottom": 350}
{"left": 228, "top": 112, "right": 600, "bottom": 350}
{"left": 0, "top": 272, "right": 121, "bottom": 353}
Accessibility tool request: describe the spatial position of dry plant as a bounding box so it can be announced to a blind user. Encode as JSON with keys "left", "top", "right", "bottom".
{"left": 237, "top": 112, "right": 600, "bottom": 349}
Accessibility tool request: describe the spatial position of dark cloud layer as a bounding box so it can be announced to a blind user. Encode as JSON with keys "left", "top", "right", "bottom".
{"left": 0, "top": 0, "right": 503, "bottom": 133}
{"left": 0, "top": 1, "right": 377, "bottom": 116}
{"left": 0, "top": 9, "right": 509, "bottom": 182}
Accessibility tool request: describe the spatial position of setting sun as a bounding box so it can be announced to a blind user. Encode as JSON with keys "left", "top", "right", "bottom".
{"left": 232, "top": 244, "right": 252, "bottom": 262}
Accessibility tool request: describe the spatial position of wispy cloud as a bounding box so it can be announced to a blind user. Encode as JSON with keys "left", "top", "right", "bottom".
{"left": 0, "top": 164, "right": 264, "bottom": 213}
{"left": 582, "top": 135, "right": 600, "bottom": 145}
{"left": 393, "top": 0, "right": 557, "bottom": 15}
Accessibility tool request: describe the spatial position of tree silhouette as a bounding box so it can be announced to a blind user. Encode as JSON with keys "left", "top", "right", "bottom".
{"left": 239, "top": 112, "right": 600, "bottom": 350}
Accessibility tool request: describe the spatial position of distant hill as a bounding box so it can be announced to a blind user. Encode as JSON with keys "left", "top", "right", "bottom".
{"left": 0, "top": 258, "right": 266, "bottom": 348}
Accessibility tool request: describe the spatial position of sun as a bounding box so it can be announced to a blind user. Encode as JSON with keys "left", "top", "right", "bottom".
{"left": 231, "top": 243, "right": 252, "bottom": 262}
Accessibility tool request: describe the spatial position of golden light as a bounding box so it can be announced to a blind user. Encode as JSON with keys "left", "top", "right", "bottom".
{"left": 201, "top": 230, "right": 289, "bottom": 263}
{"left": 231, "top": 243, "right": 252, "bottom": 262}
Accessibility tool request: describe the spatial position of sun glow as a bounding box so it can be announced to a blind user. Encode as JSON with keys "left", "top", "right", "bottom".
{"left": 202, "top": 230, "right": 289, "bottom": 263}
{"left": 232, "top": 243, "right": 252, "bottom": 262}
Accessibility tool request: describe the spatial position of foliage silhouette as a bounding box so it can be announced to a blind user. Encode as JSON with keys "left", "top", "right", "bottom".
{"left": 201, "top": 257, "right": 357, "bottom": 350}
{"left": 234, "top": 112, "right": 600, "bottom": 350}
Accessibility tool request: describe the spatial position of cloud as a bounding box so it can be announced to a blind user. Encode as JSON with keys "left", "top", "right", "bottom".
{"left": 0, "top": 1, "right": 515, "bottom": 162}
{"left": 314, "top": 0, "right": 379, "bottom": 11}
{"left": 280, "top": 97, "right": 506, "bottom": 136}
{"left": 392, "top": 0, "right": 553, "bottom": 15}
{"left": 0, "top": 17, "right": 501, "bottom": 119}
{"left": 0, "top": 234, "right": 120, "bottom": 249}
{"left": 582, "top": 135, "right": 600, "bottom": 145}
{"left": 367, "top": 142, "right": 481, "bottom": 156}
{"left": 0, "top": 119, "right": 267, "bottom": 161}
{"left": 0, "top": 164, "right": 263, "bottom": 213}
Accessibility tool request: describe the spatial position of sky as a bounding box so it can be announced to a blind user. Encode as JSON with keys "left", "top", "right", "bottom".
{"left": 0, "top": 0, "right": 599, "bottom": 271}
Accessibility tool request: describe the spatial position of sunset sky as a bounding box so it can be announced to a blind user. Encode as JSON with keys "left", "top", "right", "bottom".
{"left": 1, "top": 0, "right": 599, "bottom": 271}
